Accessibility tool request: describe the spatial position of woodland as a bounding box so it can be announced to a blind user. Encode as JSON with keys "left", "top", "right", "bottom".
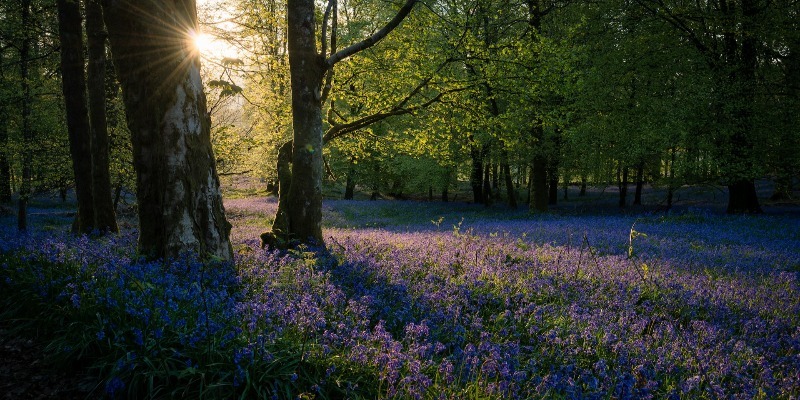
{"left": 0, "top": 0, "right": 799, "bottom": 398}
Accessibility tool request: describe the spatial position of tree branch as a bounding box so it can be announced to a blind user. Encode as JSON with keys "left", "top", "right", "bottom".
{"left": 326, "top": 0, "right": 417, "bottom": 68}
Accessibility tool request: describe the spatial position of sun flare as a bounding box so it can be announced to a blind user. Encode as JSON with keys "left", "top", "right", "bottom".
{"left": 191, "top": 30, "right": 215, "bottom": 55}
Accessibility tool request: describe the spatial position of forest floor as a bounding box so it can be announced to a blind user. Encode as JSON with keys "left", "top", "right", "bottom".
{"left": 0, "top": 322, "right": 95, "bottom": 399}
{"left": 0, "top": 180, "right": 798, "bottom": 399}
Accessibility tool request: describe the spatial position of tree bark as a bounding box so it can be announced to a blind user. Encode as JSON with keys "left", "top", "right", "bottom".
{"left": 58, "top": 0, "right": 97, "bottom": 234}
{"left": 344, "top": 157, "right": 356, "bottom": 200}
{"left": 531, "top": 126, "right": 548, "bottom": 212}
{"left": 284, "top": 0, "right": 325, "bottom": 244}
{"left": 103, "top": 0, "right": 233, "bottom": 260}
{"left": 17, "top": 0, "right": 33, "bottom": 231}
{"left": 501, "top": 150, "right": 516, "bottom": 209}
{"left": 548, "top": 167, "right": 558, "bottom": 206}
{"left": 618, "top": 165, "right": 629, "bottom": 208}
{"left": 0, "top": 106, "right": 10, "bottom": 204}
{"left": 633, "top": 162, "right": 644, "bottom": 205}
{"left": 580, "top": 176, "right": 587, "bottom": 196}
{"left": 470, "top": 143, "right": 484, "bottom": 204}
{"left": 86, "top": 0, "right": 118, "bottom": 233}
{"left": 483, "top": 162, "right": 492, "bottom": 206}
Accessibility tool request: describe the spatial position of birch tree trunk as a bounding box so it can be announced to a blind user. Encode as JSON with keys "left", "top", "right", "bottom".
{"left": 102, "top": 0, "right": 232, "bottom": 260}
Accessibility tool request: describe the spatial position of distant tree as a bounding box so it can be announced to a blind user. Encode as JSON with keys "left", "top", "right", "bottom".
{"left": 102, "top": 0, "right": 233, "bottom": 260}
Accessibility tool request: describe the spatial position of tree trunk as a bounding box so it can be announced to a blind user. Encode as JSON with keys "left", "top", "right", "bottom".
{"left": 86, "top": 0, "right": 118, "bottom": 233}
{"left": 272, "top": 141, "right": 293, "bottom": 233}
{"left": 441, "top": 169, "right": 450, "bottom": 202}
{"left": 727, "top": 180, "right": 762, "bottom": 214}
{"left": 58, "top": 0, "right": 97, "bottom": 234}
{"left": 531, "top": 126, "right": 548, "bottom": 212}
{"left": 666, "top": 148, "right": 676, "bottom": 209}
{"left": 103, "top": 0, "right": 233, "bottom": 260}
{"left": 633, "top": 162, "right": 644, "bottom": 206}
{"left": 17, "top": 0, "right": 32, "bottom": 232}
{"left": 580, "top": 176, "right": 587, "bottom": 196}
{"left": 482, "top": 162, "right": 492, "bottom": 206}
{"left": 284, "top": 0, "right": 325, "bottom": 245}
{"left": 470, "top": 143, "right": 484, "bottom": 204}
{"left": 501, "top": 150, "right": 516, "bottom": 209}
{"left": 0, "top": 106, "right": 10, "bottom": 204}
{"left": 548, "top": 167, "right": 558, "bottom": 206}
{"left": 344, "top": 157, "right": 355, "bottom": 200}
{"left": 618, "top": 165, "right": 628, "bottom": 208}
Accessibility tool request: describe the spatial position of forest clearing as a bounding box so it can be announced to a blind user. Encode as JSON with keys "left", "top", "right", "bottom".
{"left": 2, "top": 189, "right": 799, "bottom": 399}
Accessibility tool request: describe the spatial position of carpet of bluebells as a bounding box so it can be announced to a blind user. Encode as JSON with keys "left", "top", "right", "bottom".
{"left": 1, "top": 197, "right": 799, "bottom": 399}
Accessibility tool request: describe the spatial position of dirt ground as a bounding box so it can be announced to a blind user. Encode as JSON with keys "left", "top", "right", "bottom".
{"left": 0, "top": 323, "right": 96, "bottom": 400}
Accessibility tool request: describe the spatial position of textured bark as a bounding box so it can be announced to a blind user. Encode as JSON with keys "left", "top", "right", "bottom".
{"left": 103, "top": 0, "right": 233, "bottom": 260}
{"left": 285, "top": 0, "right": 325, "bottom": 244}
{"left": 482, "top": 163, "right": 492, "bottom": 206}
{"left": 17, "top": 0, "right": 32, "bottom": 231}
{"left": 86, "top": 0, "right": 118, "bottom": 233}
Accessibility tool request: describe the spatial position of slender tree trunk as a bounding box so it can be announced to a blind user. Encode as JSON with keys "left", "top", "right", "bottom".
{"left": 103, "top": 0, "right": 233, "bottom": 260}
{"left": 344, "top": 157, "right": 355, "bottom": 200}
{"left": 666, "top": 148, "right": 676, "bottom": 209}
{"left": 58, "top": 0, "right": 97, "bottom": 234}
{"left": 482, "top": 163, "right": 492, "bottom": 206}
{"left": 470, "top": 143, "right": 484, "bottom": 204}
{"left": 86, "top": 0, "right": 118, "bottom": 233}
{"left": 17, "top": 0, "right": 33, "bottom": 232}
{"left": 501, "top": 150, "right": 516, "bottom": 209}
{"left": 563, "top": 173, "right": 569, "bottom": 201}
{"left": 618, "top": 165, "right": 629, "bottom": 208}
{"left": 0, "top": 107, "right": 10, "bottom": 204}
{"left": 580, "top": 176, "right": 587, "bottom": 196}
{"left": 633, "top": 162, "right": 644, "bottom": 205}
{"left": 548, "top": 168, "right": 558, "bottom": 206}
{"left": 441, "top": 169, "right": 450, "bottom": 202}
{"left": 531, "top": 127, "right": 548, "bottom": 212}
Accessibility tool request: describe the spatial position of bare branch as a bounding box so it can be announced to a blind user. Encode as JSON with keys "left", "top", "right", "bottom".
{"left": 326, "top": 0, "right": 418, "bottom": 68}
{"left": 320, "top": 0, "right": 335, "bottom": 57}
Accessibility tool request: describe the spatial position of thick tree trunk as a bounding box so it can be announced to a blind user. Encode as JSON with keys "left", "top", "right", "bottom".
{"left": 727, "top": 180, "right": 762, "bottom": 214}
{"left": 633, "top": 162, "right": 644, "bottom": 205}
{"left": 284, "top": 0, "right": 325, "bottom": 245}
{"left": 17, "top": 0, "right": 33, "bottom": 231}
{"left": 58, "top": 0, "right": 97, "bottom": 234}
{"left": 103, "top": 0, "right": 233, "bottom": 260}
{"left": 86, "top": 0, "right": 118, "bottom": 233}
